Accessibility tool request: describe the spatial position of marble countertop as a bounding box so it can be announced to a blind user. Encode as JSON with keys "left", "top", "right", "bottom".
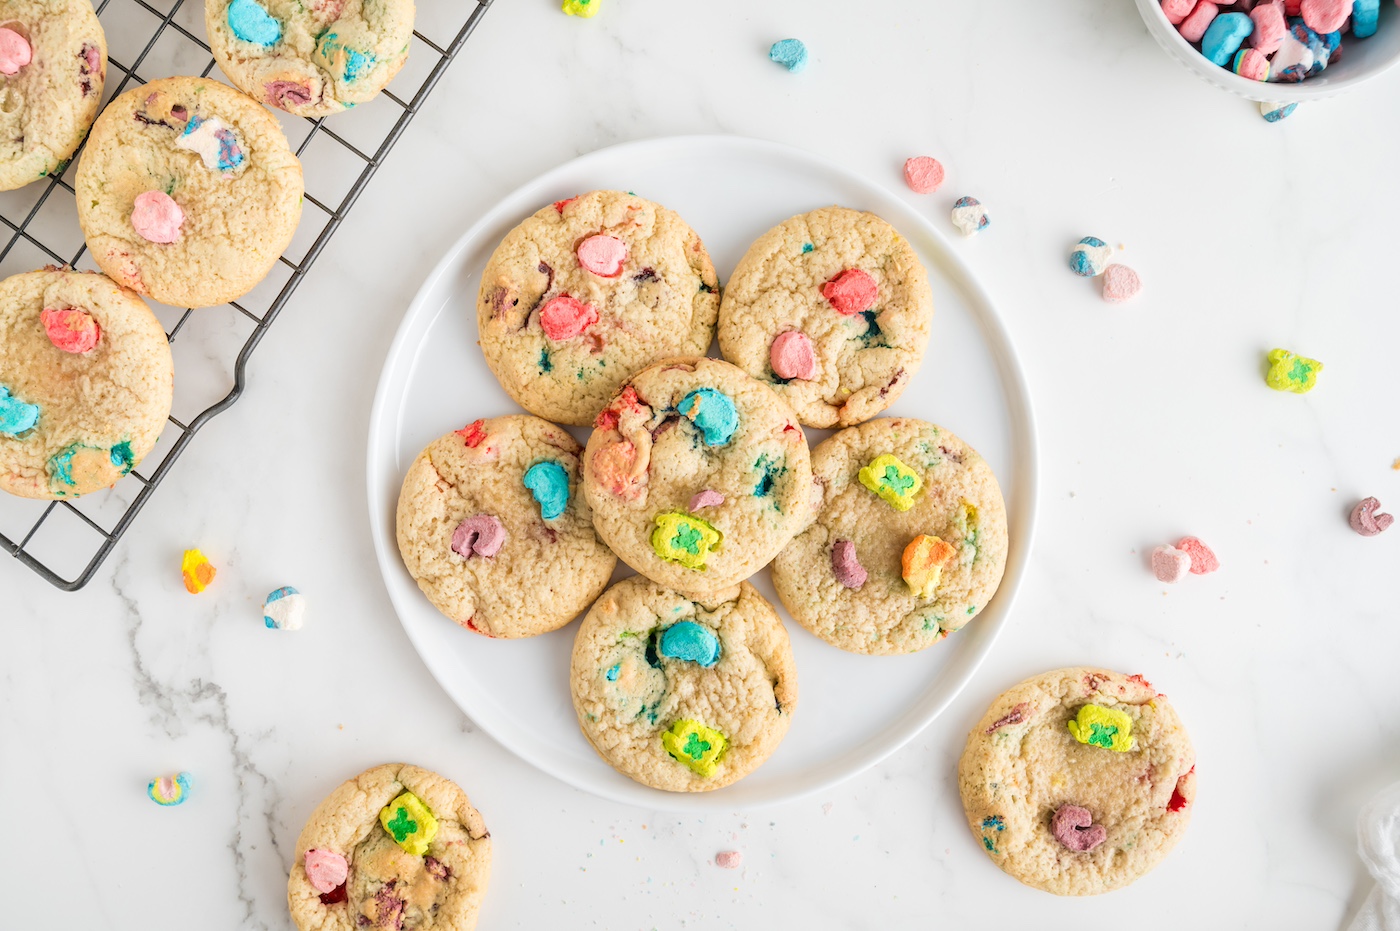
{"left": 4, "top": 0, "right": 1400, "bottom": 927}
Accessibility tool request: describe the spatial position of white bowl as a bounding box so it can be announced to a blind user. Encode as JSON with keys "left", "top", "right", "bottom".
{"left": 1135, "top": 0, "right": 1400, "bottom": 101}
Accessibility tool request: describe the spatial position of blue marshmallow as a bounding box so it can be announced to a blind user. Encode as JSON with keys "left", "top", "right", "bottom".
{"left": 659, "top": 621, "right": 721, "bottom": 667}
{"left": 227, "top": 0, "right": 281, "bottom": 46}
{"left": 0, "top": 385, "right": 39, "bottom": 436}
{"left": 523, "top": 460, "right": 570, "bottom": 520}
{"left": 1202, "top": 12, "right": 1254, "bottom": 67}
{"left": 769, "top": 38, "right": 808, "bottom": 72}
{"left": 1353, "top": 0, "right": 1380, "bottom": 38}
{"left": 679, "top": 388, "right": 738, "bottom": 447}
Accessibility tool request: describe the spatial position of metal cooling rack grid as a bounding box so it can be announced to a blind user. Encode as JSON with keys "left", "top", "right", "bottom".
{"left": 0, "top": 0, "right": 494, "bottom": 590}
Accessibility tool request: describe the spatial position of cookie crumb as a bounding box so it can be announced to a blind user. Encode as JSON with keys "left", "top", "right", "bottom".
{"left": 715, "top": 850, "right": 743, "bottom": 869}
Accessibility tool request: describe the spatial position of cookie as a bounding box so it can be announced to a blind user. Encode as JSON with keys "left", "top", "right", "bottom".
{"left": 770, "top": 417, "right": 1007, "bottom": 655}
{"left": 0, "top": 0, "right": 106, "bottom": 191}
{"left": 0, "top": 267, "right": 172, "bottom": 499}
{"left": 717, "top": 206, "right": 933, "bottom": 428}
{"left": 569, "top": 576, "right": 797, "bottom": 792}
{"left": 207, "top": 0, "right": 415, "bottom": 118}
{"left": 582, "top": 357, "right": 812, "bottom": 597}
{"left": 476, "top": 190, "right": 720, "bottom": 426}
{"left": 75, "top": 76, "right": 303, "bottom": 309}
{"left": 958, "top": 667, "right": 1196, "bottom": 896}
{"left": 395, "top": 414, "right": 616, "bottom": 638}
{"left": 288, "top": 763, "right": 491, "bottom": 931}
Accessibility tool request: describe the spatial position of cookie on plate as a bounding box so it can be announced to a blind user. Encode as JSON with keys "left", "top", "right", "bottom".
{"left": 476, "top": 190, "right": 720, "bottom": 426}
{"left": 717, "top": 206, "right": 933, "bottom": 428}
{"left": 0, "top": 0, "right": 106, "bottom": 191}
{"left": 288, "top": 763, "right": 491, "bottom": 931}
{"left": 570, "top": 575, "right": 797, "bottom": 792}
{"left": 582, "top": 357, "right": 812, "bottom": 597}
{"left": 396, "top": 414, "right": 616, "bottom": 638}
{"left": 0, "top": 267, "right": 172, "bottom": 499}
{"left": 75, "top": 76, "right": 303, "bottom": 309}
{"left": 207, "top": 0, "right": 415, "bottom": 118}
{"left": 771, "top": 417, "right": 1007, "bottom": 655}
{"left": 958, "top": 667, "right": 1196, "bottom": 896}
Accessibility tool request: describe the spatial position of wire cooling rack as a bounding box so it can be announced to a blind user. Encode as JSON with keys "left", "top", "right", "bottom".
{"left": 0, "top": 0, "right": 494, "bottom": 590}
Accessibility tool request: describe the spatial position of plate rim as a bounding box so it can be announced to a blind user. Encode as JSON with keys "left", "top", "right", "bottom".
{"left": 366, "top": 133, "right": 1041, "bottom": 811}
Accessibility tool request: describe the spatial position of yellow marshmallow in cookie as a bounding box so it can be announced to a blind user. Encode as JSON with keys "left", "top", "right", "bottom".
{"left": 378, "top": 791, "right": 438, "bottom": 856}
{"left": 902, "top": 534, "right": 956, "bottom": 598}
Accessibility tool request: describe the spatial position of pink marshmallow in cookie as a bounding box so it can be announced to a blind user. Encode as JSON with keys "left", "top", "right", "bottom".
{"left": 831, "top": 539, "right": 867, "bottom": 589}
{"left": 452, "top": 515, "right": 506, "bottom": 559}
{"left": 40, "top": 308, "right": 101, "bottom": 353}
{"left": 821, "top": 268, "right": 877, "bottom": 316}
{"left": 769, "top": 330, "right": 817, "bottom": 380}
{"left": 303, "top": 849, "right": 348, "bottom": 894}
{"left": 576, "top": 234, "right": 627, "bottom": 277}
{"left": 1051, "top": 805, "right": 1107, "bottom": 853}
{"left": 0, "top": 27, "right": 31, "bottom": 76}
{"left": 131, "top": 191, "right": 184, "bottom": 244}
{"left": 539, "top": 294, "right": 598, "bottom": 341}
{"left": 689, "top": 489, "right": 724, "bottom": 510}
{"left": 266, "top": 80, "right": 313, "bottom": 109}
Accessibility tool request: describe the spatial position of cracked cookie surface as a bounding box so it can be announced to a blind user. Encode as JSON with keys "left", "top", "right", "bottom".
{"left": 476, "top": 190, "right": 719, "bottom": 426}
{"left": 958, "top": 667, "right": 1196, "bottom": 896}
{"left": 570, "top": 576, "right": 797, "bottom": 792}
{"left": 718, "top": 206, "right": 933, "bottom": 428}
{"left": 75, "top": 76, "right": 303, "bottom": 308}
{"left": 288, "top": 763, "right": 492, "bottom": 931}
{"left": 582, "top": 357, "right": 812, "bottom": 597}
{"left": 0, "top": 267, "right": 171, "bottom": 499}
{"left": 395, "top": 414, "right": 616, "bottom": 638}
{"left": 0, "top": 0, "right": 106, "bottom": 191}
{"left": 207, "top": 0, "right": 415, "bottom": 118}
{"left": 771, "top": 417, "right": 1007, "bottom": 655}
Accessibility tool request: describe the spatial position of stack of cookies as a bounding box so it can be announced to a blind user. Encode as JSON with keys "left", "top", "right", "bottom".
{"left": 393, "top": 190, "right": 1013, "bottom": 794}
{"left": 1, "top": 0, "right": 416, "bottom": 502}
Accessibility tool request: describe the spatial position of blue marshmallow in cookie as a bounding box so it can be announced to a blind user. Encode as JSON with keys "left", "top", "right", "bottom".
{"left": 227, "top": 0, "right": 281, "bottom": 46}
{"left": 679, "top": 388, "right": 738, "bottom": 447}
{"left": 659, "top": 621, "right": 721, "bottom": 667}
{"left": 524, "top": 460, "right": 570, "bottom": 520}
{"left": 0, "top": 385, "right": 39, "bottom": 436}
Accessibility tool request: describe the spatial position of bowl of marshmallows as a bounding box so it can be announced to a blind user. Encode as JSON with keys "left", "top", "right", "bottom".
{"left": 1136, "top": 0, "right": 1400, "bottom": 103}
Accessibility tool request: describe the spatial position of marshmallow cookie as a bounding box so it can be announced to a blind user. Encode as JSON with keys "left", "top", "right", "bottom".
{"left": 0, "top": 0, "right": 106, "bottom": 191}
{"left": 582, "top": 357, "right": 813, "bottom": 597}
{"left": 75, "top": 76, "right": 303, "bottom": 309}
{"left": 395, "top": 414, "right": 616, "bottom": 638}
{"left": 570, "top": 576, "right": 797, "bottom": 792}
{"left": 958, "top": 668, "right": 1196, "bottom": 896}
{"left": 717, "top": 207, "right": 933, "bottom": 429}
{"left": 476, "top": 190, "right": 720, "bottom": 426}
{"left": 288, "top": 763, "right": 491, "bottom": 931}
{"left": 0, "top": 268, "right": 172, "bottom": 499}
{"left": 207, "top": 0, "right": 415, "bottom": 118}
{"left": 771, "top": 418, "right": 1007, "bottom": 655}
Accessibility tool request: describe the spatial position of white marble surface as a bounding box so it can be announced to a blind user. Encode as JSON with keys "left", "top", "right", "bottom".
{"left": 3, "top": 0, "right": 1400, "bottom": 927}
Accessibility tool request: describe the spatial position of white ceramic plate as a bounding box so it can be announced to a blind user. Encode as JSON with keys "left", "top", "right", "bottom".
{"left": 367, "top": 136, "right": 1038, "bottom": 811}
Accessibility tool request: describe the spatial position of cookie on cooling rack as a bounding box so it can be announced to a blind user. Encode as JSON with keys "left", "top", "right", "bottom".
{"left": 75, "top": 76, "right": 303, "bottom": 309}
{"left": 718, "top": 206, "right": 933, "bottom": 428}
{"left": 288, "top": 763, "right": 491, "bottom": 931}
{"left": 958, "top": 667, "right": 1196, "bottom": 895}
{"left": 0, "top": 0, "right": 106, "bottom": 191}
{"left": 570, "top": 576, "right": 797, "bottom": 792}
{"left": 770, "top": 417, "right": 1007, "bottom": 655}
{"left": 582, "top": 357, "right": 813, "bottom": 598}
{"left": 476, "top": 190, "right": 720, "bottom": 426}
{"left": 207, "top": 0, "right": 415, "bottom": 118}
{"left": 395, "top": 414, "right": 617, "bottom": 638}
{"left": 0, "top": 267, "right": 172, "bottom": 500}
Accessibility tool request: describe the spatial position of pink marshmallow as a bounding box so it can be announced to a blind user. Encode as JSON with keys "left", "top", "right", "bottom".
{"left": 1300, "top": 0, "right": 1350, "bottom": 32}
{"left": 1179, "top": 1, "right": 1220, "bottom": 42}
{"left": 1284, "top": 0, "right": 1302, "bottom": 13}
{"left": 821, "top": 268, "right": 877, "bottom": 316}
{"left": 1233, "top": 47, "right": 1271, "bottom": 80}
{"left": 1249, "top": 2, "right": 1287, "bottom": 53}
{"left": 130, "top": 191, "right": 183, "bottom": 244}
{"left": 539, "top": 294, "right": 598, "bottom": 341}
{"left": 831, "top": 539, "right": 867, "bottom": 589}
{"left": 0, "top": 28, "right": 31, "bottom": 76}
{"left": 1177, "top": 536, "right": 1220, "bottom": 574}
{"left": 1162, "top": 0, "right": 1198, "bottom": 24}
{"left": 902, "top": 156, "right": 945, "bottom": 194}
{"left": 1101, "top": 264, "right": 1142, "bottom": 303}
{"left": 303, "top": 849, "right": 348, "bottom": 894}
{"left": 576, "top": 234, "right": 627, "bottom": 277}
{"left": 40, "top": 308, "right": 101, "bottom": 353}
{"left": 1151, "top": 545, "right": 1192, "bottom": 583}
{"left": 688, "top": 489, "right": 724, "bottom": 510}
{"left": 452, "top": 514, "right": 506, "bottom": 559}
{"left": 769, "top": 330, "right": 817, "bottom": 380}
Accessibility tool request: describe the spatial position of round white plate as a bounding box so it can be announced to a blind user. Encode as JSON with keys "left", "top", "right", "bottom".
{"left": 367, "top": 135, "right": 1038, "bottom": 811}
